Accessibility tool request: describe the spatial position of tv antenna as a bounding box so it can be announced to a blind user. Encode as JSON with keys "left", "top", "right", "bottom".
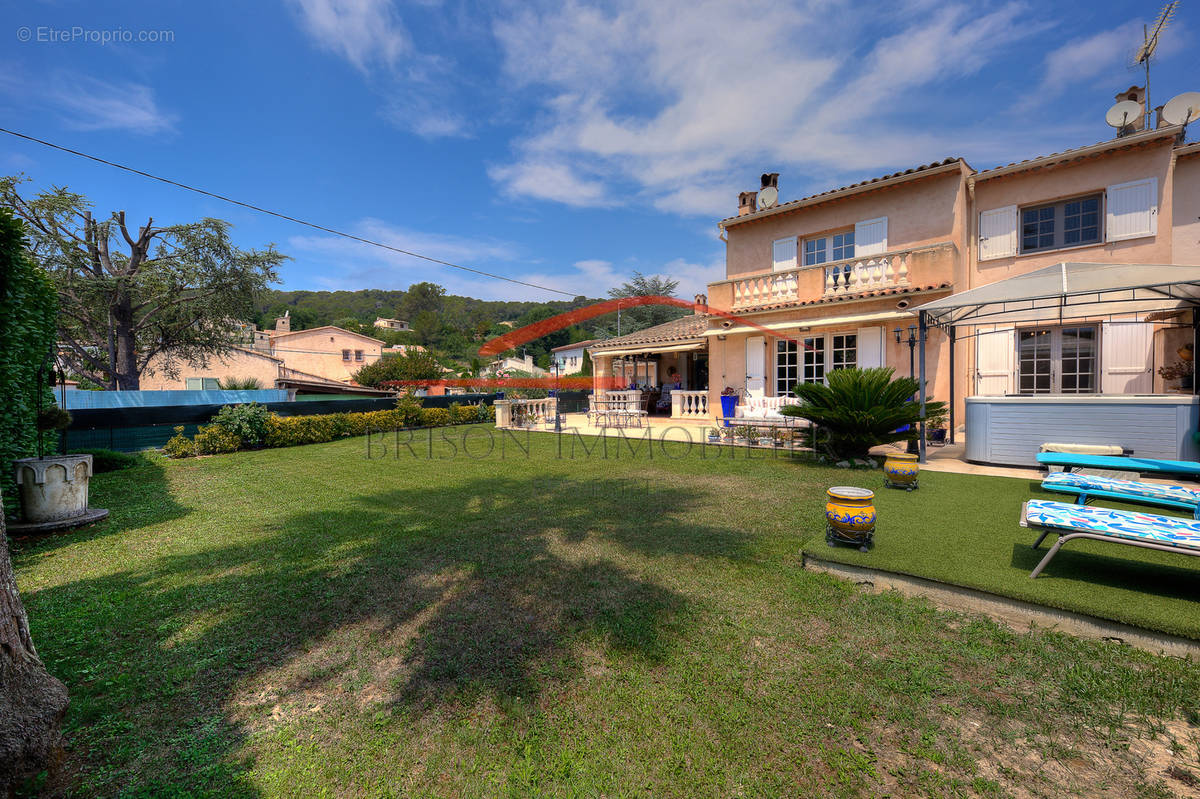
{"left": 1133, "top": 1, "right": 1179, "bottom": 129}
{"left": 1105, "top": 99, "right": 1143, "bottom": 135}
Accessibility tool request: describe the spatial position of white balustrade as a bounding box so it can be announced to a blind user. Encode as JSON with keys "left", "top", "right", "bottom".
{"left": 671, "top": 390, "right": 710, "bottom": 419}
{"left": 499, "top": 397, "right": 557, "bottom": 428}
{"left": 823, "top": 252, "right": 910, "bottom": 296}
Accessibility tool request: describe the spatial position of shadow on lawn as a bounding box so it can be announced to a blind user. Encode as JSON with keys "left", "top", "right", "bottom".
{"left": 33, "top": 473, "right": 747, "bottom": 796}
{"left": 1009, "top": 542, "right": 1200, "bottom": 599}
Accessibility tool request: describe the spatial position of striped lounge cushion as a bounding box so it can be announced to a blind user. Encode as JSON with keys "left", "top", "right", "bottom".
{"left": 1042, "top": 471, "right": 1200, "bottom": 506}
{"left": 1024, "top": 500, "right": 1200, "bottom": 550}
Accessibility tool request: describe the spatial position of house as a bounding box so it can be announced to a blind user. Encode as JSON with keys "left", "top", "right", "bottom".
{"left": 382, "top": 344, "right": 427, "bottom": 356}
{"left": 550, "top": 339, "right": 602, "bottom": 374}
{"left": 485, "top": 354, "right": 547, "bottom": 377}
{"left": 143, "top": 312, "right": 391, "bottom": 393}
{"left": 374, "top": 317, "right": 410, "bottom": 332}
{"left": 589, "top": 89, "right": 1200, "bottom": 463}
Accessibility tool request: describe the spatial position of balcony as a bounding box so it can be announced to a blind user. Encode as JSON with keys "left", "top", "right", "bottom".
{"left": 718, "top": 242, "right": 954, "bottom": 311}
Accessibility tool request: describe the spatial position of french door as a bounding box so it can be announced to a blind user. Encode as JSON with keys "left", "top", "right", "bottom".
{"left": 1017, "top": 326, "right": 1097, "bottom": 394}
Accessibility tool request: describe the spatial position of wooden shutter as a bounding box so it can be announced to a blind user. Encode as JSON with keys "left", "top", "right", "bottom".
{"left": 1101, "top": 322, "right": 1153, "bottom": 393}
{"left": 772, "top": 237, "right": 797, "bottom": 272}
{"left": 975, "top": 327, "right": 1014, "bottom": 395}
{"left": 856, "top": 326, "right": 884, "bottom": 368}
{"left": 978, "top": 206, "right": 1017, "bottom": 260}
{"left": 854, "top": 217, "right": 888, "bottom": 256}
{"left": 745, "top": 335, "right": 766, "bottom": 397}
{"left": 1106, "top": 178, "right": 1157, "bottom": 242}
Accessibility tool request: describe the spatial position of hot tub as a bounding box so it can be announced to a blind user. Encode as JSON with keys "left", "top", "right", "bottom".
{"left": 964, "top": 395, "right": 1200, "bottom": 467}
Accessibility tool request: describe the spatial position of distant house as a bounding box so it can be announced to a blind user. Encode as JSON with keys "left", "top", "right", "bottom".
{"left": 374, "top": 317, "right": 410, "bottom": 332}
{"left": 550, "top": 339, "right": 601, "bottom": 374}
{"left": 382, "top": 344, "right": 427, "bottom": 356}
{"left": 484, "top": 354, "right": 547, "bottom": 377}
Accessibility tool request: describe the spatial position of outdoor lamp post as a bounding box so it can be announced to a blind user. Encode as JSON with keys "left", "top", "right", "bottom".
{"left": 894, "top": 325, "right": 920, "bottom": 454}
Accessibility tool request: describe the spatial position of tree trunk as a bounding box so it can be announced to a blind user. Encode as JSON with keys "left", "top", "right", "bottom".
{"left": 112, "top": 298, "right": 139, "bottom": 391}
{"left": 0, "top": 495, "right": 69, "bottom": 796}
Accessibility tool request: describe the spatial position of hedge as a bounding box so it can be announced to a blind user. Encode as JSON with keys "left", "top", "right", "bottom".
{"left": 164, "top": 401, "right": 494, "bottom": 458}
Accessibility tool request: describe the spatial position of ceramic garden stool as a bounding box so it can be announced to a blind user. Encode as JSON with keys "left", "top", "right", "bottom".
{"left": 825, "top": 486, "right": 876, "bottom": 552}
{"left": 883, "top": 452, "right": 920, "bottom": 491}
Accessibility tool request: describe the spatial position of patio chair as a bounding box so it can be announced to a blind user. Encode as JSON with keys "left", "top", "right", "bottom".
{"left": 1041, "top": 471, "right": 1200, "bottom": 519}
{"left": 1036, "top": 453, "right": 1200, "bottom": 478}
{"left": 1019, "top": 499, "right": 1200, "bottom": 578}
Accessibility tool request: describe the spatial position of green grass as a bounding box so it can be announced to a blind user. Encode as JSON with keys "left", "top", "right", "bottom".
{"left": 805, "top": 464, "right": 1200, "bottom": 640}
{"left": 10, "top": 427, "right": 1200, "bottom": 798}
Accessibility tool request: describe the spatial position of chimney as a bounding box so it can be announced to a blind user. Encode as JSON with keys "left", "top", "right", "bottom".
{"left": 737, "top": 191, "right": 758, "bottom": 216}
{"left": 760, "top": 172, "right": 779, "bottom": 190}
{"left": 1115, "top": 86, "right": 1146, "bottom": 135}
{"left": 275, "top": 310, "right": 291, "bottom": 333}
{"left": 693, "top": 293, "right": 708, "bottom": 314}
{"left": 1154, "top": 104, "right": 1167, "bottom": 129}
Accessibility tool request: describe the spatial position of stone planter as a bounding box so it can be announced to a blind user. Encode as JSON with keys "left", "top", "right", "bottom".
{"left": 12, "top": 454, "right": 109, "bottom": 532}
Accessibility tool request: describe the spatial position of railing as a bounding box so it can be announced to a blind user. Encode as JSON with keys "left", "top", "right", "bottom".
{"left": 494, "top": 397, "right": 557, "bottom": 428}
{"left": 726, "top": 242, "right": 952, "bottom": 309}
{"left": 735, "top": 396, "right": 798, "bottom": 418}
{"left": 671, "top": 390, "right": 710, "bottom": 419}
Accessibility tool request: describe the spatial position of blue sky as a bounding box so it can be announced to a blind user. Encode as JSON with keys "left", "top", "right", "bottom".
{"left": 1, "top": 0, "right": 1196, "bottom": 302}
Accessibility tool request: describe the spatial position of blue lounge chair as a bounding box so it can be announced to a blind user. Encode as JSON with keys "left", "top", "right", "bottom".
{"left": 1036, "top": 453, "right": 1200, "bottom": 478}
{"left": 1041, "top": 471, "right": 1200, "bottom": 519}
{"left": 1019, "top": 499, "right": 1200, "bottom": 578}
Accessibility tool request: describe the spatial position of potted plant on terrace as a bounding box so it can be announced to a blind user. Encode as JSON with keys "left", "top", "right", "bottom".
{"left": 707, "top": 427, "right": 722, "bottom": 443}
{"left": 1159, "top": 360, "right": 1194, "bottom": 391}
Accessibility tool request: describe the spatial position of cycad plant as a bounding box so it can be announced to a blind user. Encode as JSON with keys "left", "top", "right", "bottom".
{"left": 779, "top": 367, "right": 946, "bottom": 460}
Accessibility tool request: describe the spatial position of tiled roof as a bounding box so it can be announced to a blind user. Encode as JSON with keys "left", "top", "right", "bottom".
{"left": 551, "top": 338, "right": 603, "bottom": 352}
{"left": 972, "top": 126, "right": 1181, "bottom": 182}
{"left": 720, "top": 158, "right": 964, "bottom": 227}
{"left": 589, "top": 314, "right": 710, "bottom": 350}
{"left": 737, "top": 283, "right": 952, "bottom": 313}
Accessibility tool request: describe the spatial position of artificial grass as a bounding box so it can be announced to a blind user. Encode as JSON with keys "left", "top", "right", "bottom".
{"left": 9, "top": 427, "right": 1200, "bottom": 797}
{"left": 801, "top": 465, "right": 1200, "bottom": 640}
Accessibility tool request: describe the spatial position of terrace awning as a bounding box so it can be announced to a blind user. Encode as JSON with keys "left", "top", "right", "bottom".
{"left": 917, "top": 262, "right": 1200, "bottom": 329}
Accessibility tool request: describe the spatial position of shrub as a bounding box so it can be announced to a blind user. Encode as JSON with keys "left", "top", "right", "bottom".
{"left": 164, "top": 426, "right": 195, "bottom": 458}
{"left": 211, "top": 402, "right": 271, "bottom": 448}
{"left": 449, "top": 403, "right": 480, "bottom": 424}
{"left": 69, "top": 448, "right": 151, "bottom": 472}
{"left": 421, "top": 407, "right": 451, "bottom": 427}
{"left": 395, "top": 395, "right": 424, "bottom": 428}
{"left": 218, "top": 376, "right": 263, "bottom": 390}
{"left": 356, "top": 349, "right": 440, "bottom": 388}
{"left": 193, "top": 424, "right": 241, "bottom": 455}
{"left": 779, "top": 367, "right": 947, "bottom": 460}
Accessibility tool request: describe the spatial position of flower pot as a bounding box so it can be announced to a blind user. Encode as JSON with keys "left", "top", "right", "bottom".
{"left": 14, "top": 454, "right": 96, "bottom": 523}
{"left": 883, "top": 452, "right": 920, "bottom": 490}
{"left": 825, "top": 486, "right": 875, "bottom": 551}
{"left": 719, "top": 395, "right": 738, "bottom": 426}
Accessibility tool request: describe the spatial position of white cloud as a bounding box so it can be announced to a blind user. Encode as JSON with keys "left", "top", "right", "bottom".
{"left": 287, "top": 0, "right": 411, "bottom": 72}
{"left": 1038, "top": 21, "right": 1143, "bottom": 100}
{"left": 47, "top": 75, "right": 176, "bottom": 134}
{"left": 489, "top": 0, "right": 1044, "bottom": 217}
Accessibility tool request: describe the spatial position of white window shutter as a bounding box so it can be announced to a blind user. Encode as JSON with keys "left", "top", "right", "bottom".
{"left": 978, "top": 206, "right": 1017, "bottom": 260}
{"left": 856, "top": 326, "right": 884, "bottom": 368}
{"left": 1101, "top": 322, "right": 1153, "bottom": 393}
{"left": 854, "top": 217, "right": 887, "bottom": 256}
{"left": 772, "top": 237, "right": 797, "bottom": 272}
{"left": 975, "top": 327, "right": 1014, "bottom": 395}
{"left": 1106, "top": 178, "right": 1157, "bottom": 242}
{"left": 745, "top": 335, "right": 766, "bottom": 397}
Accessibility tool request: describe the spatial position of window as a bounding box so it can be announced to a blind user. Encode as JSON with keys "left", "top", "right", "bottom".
{"left": 1020, "top": 194, "right": 1101, "bottom": 253}
{"left": 186, "top": 377, "right": 221, "bottom": 390}
{"left": 831, "top": 334, "right": 857, "bottom": 371}
{"left": 831, "top": 231, "right": 855, "bottom": 261}
{"left": 776, "top": 339, "right": 798, "bottom": 396}
{"left": 803, "top": 238, "right": 827, "bottom": 266}
{"left": 1017, "top": 326, "right": 1097, "bottom": 394}
{"left": 802, "top": 336, "right": 825, "bottom": 384}
{"left": 354, "top": 349, "right": 364, "bottom": 361}
{"left": 342, "top": 349, "right": 352, "bottom": 361}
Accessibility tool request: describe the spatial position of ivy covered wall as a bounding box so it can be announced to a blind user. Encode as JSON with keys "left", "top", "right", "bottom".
{"left": 0, "top": 208, "right": 58, "bottom": 514}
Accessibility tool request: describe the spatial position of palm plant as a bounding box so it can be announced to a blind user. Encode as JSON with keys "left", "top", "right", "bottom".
{"left": 779, "top": 367, "right": 946, "bottom": 460}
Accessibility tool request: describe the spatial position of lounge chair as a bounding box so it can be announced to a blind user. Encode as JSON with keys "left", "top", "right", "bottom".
{"left": 1019, "top": 499, "right": 1200, "bottom": 578}
{"left": 1036, "top": 453, "right": 1200, "bottom": 478}
{"left": 1041, "top": 471, "right": 1200, "bottom": 519}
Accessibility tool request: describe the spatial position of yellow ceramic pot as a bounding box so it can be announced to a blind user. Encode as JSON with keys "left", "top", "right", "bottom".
{"left": 825, "top": 486, "right": 876, "bottom": 550}
{"left": 883, "top": 452, "right": 920, "bottom": 490}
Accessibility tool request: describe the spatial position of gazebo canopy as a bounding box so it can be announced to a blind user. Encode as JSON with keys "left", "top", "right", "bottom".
{"left": 915, "top": 262, "right": 1200, "bottom": 329}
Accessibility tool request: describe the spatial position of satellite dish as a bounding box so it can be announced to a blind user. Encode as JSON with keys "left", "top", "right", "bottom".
{"left": 758, "top": 185, "right": 778, "bottom": 209}
{"left": 1105, "top": 100, "right": 1142, "bottom": 128}
{"left": 1162, "top": 92, "right": 1200, "bottom": 126}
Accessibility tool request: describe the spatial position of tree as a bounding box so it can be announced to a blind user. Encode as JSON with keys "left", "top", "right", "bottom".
{"left": 2, "top": 176, "right": 286, "bottom": 389}
{"left": 0, "top": 209, "right": 58, "bottom": 514}
{"left": 401, "top": 282, "right": 445, "bottom": 319}
{"left": 353, "top": 349, "right": 441, "bottom": 387}
{"left": 607, "top": 272, "right": 687, "bottom": 335}
{"left": 1, "top": 496, "right": 69, "bottom": 795}
{"left": 779, "top": 367, "right": 948, "bottom": 460}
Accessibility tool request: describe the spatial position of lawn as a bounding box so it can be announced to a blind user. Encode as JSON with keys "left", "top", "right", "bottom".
{"left": 10, "top": 426, "right": 1200, "bottom": 798}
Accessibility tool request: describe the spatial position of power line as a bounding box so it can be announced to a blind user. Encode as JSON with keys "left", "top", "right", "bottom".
{"left": 0, "top": 126, "right": 576, "bottom": 297}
